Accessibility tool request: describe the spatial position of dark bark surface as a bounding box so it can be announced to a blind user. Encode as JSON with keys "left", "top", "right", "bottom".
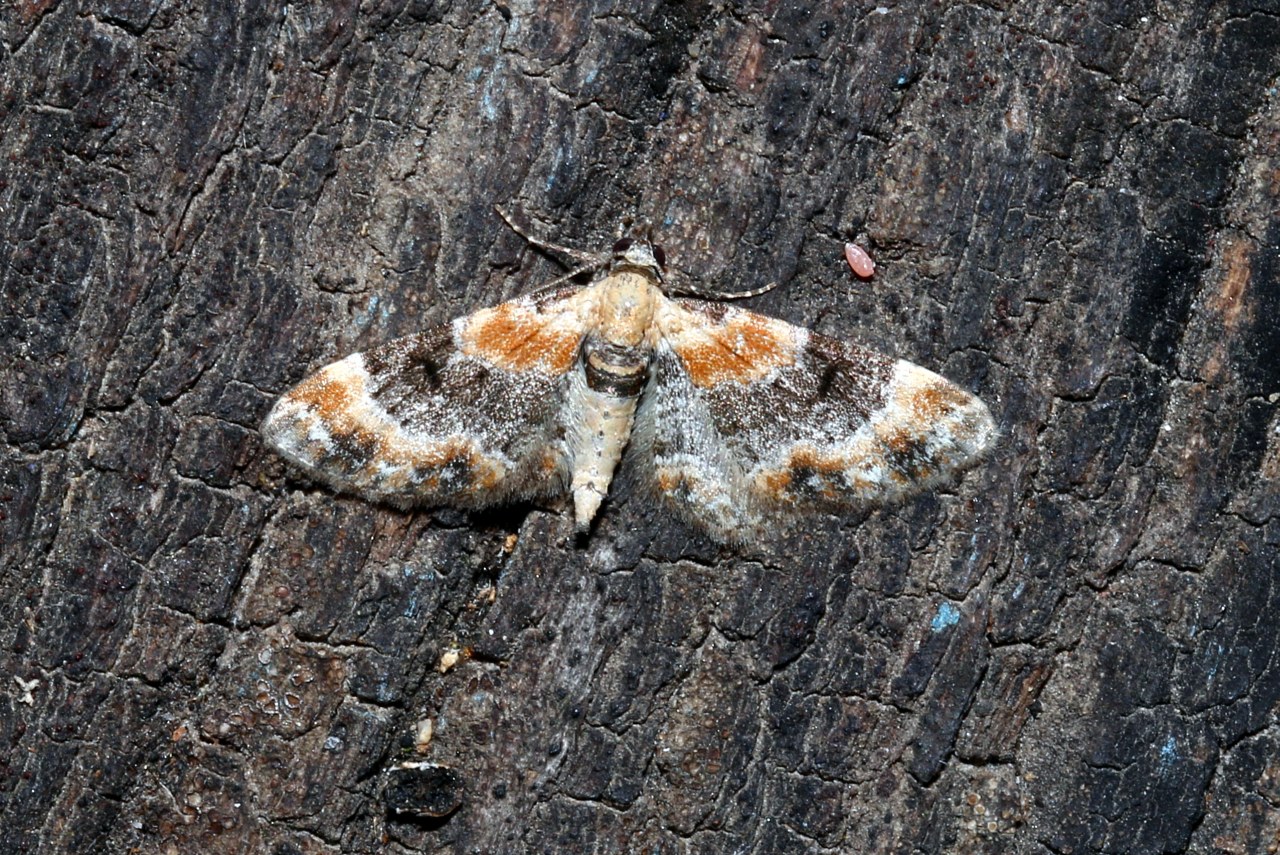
{"left": 3, "top": 2, "right": 1278, "bottom": 853}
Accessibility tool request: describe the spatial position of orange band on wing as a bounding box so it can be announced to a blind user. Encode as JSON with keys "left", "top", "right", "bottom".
{"left": 373, "top": 437, "right": 505, "bottom": 493}
{"left": 459, "top": 301, "right": 582, "bottom": 374}
{"left": 663, "top": 308, "right": 800, "bottom": 388}
{"left": 285, "top": 360, "right": 379, "bottom": 449}
{"left": 902, "top": 380, "right": 973, "bottom": 421}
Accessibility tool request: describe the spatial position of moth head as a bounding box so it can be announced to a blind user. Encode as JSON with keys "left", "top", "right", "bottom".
{"left": 611, "top": 235, "right": 665, "bottom": 280}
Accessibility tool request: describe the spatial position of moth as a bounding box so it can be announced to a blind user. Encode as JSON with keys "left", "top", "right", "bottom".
{"left": 261, "top": 222, "right": 995, "bottom": 544}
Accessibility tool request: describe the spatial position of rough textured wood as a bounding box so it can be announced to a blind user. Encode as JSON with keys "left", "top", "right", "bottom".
{"left": 3, "top": 2, "right": 1278, "bottom": 853}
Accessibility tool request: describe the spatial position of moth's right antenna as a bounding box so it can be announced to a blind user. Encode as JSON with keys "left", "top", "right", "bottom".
{"left": 494, "top": 206, "right": 613, "bottom": 293}
{"left": 495, "top": 206, "right": 602, "bottom": 268}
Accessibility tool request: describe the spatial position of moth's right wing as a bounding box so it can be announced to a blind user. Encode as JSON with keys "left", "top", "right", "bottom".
{"left": 261, "top": 287, "right": 590, "bottom": 509}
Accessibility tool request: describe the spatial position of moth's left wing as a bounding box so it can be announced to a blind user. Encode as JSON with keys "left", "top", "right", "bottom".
{"left": 261, "top": 287, "right": 589, "bottom": 510}
{"left": 638, "top": 299, "right": 995, "bottom": 542}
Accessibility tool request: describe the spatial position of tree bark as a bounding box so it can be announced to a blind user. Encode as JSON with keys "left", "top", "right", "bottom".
{"left": 3, "top": 1, "right": 1278, "bottom": 853}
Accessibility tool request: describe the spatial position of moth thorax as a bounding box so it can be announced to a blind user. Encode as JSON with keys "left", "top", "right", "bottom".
{"left": 594, "top": 271, "right": 658, "bottom": 349}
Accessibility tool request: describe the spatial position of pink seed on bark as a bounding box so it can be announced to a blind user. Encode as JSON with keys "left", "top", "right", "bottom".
{"left": 844, "top": 242, "right": 875, "bottom": 278}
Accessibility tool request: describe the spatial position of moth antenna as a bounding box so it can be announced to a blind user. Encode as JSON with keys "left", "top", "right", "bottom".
{"left": 665, "top": 280, "right": 780, "bottom": 301}
{"left": 495, "top": 205, "right": 601, "bottom": 267}
{"left": 524, "top": 260, "right": 610, "bottom": 296}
